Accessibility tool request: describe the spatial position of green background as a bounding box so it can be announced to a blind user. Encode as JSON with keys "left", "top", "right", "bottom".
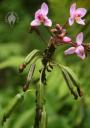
{"left": 0, "top": 0, "right": 90, "bottom": 128}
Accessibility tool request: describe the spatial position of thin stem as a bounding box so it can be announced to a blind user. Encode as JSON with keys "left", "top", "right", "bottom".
{"left": 29, "top": 27, "right": 47, "bottom": 45}
{"left": 63, "top": 20, "right": 69, "bottom": 28}
{"left": 34, "top": 67, "right": 47, "bottom": 128}
{"left": 34, "top": 42, "right": 55, "bottom": 128}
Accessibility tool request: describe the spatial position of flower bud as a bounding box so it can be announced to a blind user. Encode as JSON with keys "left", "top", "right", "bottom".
{"left": 63, "top": 36, "right": 72, "bottom": 43}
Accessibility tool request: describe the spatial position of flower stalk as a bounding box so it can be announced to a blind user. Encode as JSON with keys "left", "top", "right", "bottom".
{"left": 34, "top": 68, "right": 47, "bottom": 128}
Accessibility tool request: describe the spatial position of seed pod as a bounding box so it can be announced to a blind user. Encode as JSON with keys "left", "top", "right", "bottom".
{"left": 19, "top": 64, "right": 26, "bottom": 73}
{"left": 1, "top": 93, "right": 24, "bottom": 125}
{"left": 61, "top": 68, "right": 78, "bottom": 100}
{"left": 62, "top": 66, "right": 83, "bottom": 97}
{"left": 19, "top": 49, "right": 40, "bottom": 73}
{"left": 23, "top": 64, "right": 35, "bottom": 92}
{"left": 24, "top": 49, "right": 40, "bottom": 66}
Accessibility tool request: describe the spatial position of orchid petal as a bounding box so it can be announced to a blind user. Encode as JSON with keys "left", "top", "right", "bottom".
{"left": 76, "top": 32, "right": 83, "bottom": 45}
{"left": 44, "top": 17, "right": 52, "bottom": 27}
{"left": 76, "top": 8, "right": 87, "bottom": 17}
{"left": 69, "top": 17, "right": 74, "bottom": 26}
{"left": 63, "top": 36, "right": 72, "bottom": 43}
{"left": 31, "top": 19, "right": 41, "bottom": 26}
{"left": 70, "top": 3, "right": 76, "bottom": 17}
{"left": 64, "top": 47, "right": 76, "bottom": 55}
{"left": 41, "top": 2, "right": 48, "bottom": 15}
{"left": 76, "top": 18, "right": 85, "bottom": 25}
{"left": 75, "top": 46, "right": 85, "bottom": 59}
{"left": 35, "top": 9, "right": 42, "bottom": 19}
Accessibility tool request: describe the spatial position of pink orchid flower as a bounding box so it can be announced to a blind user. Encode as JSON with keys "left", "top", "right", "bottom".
{"left": 64, "top": 32, "right": 86, "bottom": 59}
{"left": 31, "top": 2, "right": 52, "bottom": 27}
{"left": 69, "top": 3, "right": 87, "bottom": 26}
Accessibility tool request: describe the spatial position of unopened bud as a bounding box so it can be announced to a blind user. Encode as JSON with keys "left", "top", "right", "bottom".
{"left": 19, "top": 64, "right": 26, "bottom": 73}
{"left": 56, "top": 24, "right": 62, "bottom": 30}
{"left": 63, "top": 36, "right": 72, "bottom": 43}
{"left": 77, "top": 88, "right": 83, "bottom": 97}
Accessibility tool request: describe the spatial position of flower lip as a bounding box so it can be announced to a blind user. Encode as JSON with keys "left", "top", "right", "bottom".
{"left": 75, "top": 14, "right": 81, "bottom": 21}
{"left": 37, "top": 14, "right": 45, "bottom": 22}
{"left": 75, "top": 45, "right": 85, "bottom": 59}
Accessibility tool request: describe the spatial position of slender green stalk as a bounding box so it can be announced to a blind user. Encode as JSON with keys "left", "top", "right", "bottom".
{"left": 34, "top": 67, "right": 47, "bottom": 128}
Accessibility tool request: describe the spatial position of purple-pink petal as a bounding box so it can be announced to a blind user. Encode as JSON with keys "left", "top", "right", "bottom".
{"left": 35, "top": 9, "right": 42, "bottom": 19}
{"left": 75, "top": 45, "right": 85, "bottom": 59}
{"left": 64, "top": 47, "right": 76, "bottom": 55}
{"left": 69, "top": 17, "right": 74, "bottom": 26}
{"left": 70, "top": 3, "right": 76, "bottom": 17}
{"left": 63, "top": 36, "right": 72, "bottom": 43}
{"left": 31, "top": 19, "right": 41, "bottom": 26}
{"left": 76, "top": 32, "right": 83, "bottom": 45}
{"left": 41, "top": 2, "right": 48, "bottom": 15}
{"left": 76, "top": 18, "right": 85, "bottom": 25}
{"left": 76, "top": 8, "right": 87, "bottom": 17}
{"left": 44, "top": 16, "right": 52, "bottom": 26}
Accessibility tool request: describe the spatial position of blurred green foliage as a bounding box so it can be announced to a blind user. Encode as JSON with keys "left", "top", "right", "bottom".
{"left": 0, "top": 0, "right": 90, "bottom": 128}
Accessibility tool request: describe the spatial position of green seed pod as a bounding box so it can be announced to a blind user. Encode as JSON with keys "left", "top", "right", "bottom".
{"left": 1, "top": 93, "right": 24, "bottom": 125}
{"left": 61, "top": 68, "right": 78, "bottom": 100}
{"left": 24, "top": 49, "right": 40, "bottom": 66}
{"left": 23, "top": 64, "right": 35, "bottom": 92}
{"left": 57, "top": 64, "right": 82, "bottom": 98}
{"left": 19, "top": 49, "right": 41, "bottom": 72}
{"left": 62, "top": 66, "right": 83, "bottom": 97}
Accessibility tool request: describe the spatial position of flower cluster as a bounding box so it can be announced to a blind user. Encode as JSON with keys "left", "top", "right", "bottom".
{"left": 30, "top": 2, "right": 87, "bottom": 60}
{"left": 66, "top": 3, "right": 87, "bottom": 59}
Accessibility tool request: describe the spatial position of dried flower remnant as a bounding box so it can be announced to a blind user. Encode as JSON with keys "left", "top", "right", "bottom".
{"left": 31, "top": 2, "right": 52, "bottom": 27}
{"left": 50, "top": 24, "right": 71, "bottom": 45}
{"left": 65, "top": 32, "right": 86, "bottom": 59}
{"left": 69, "top": 3, "right": 87, "bottom": 26}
